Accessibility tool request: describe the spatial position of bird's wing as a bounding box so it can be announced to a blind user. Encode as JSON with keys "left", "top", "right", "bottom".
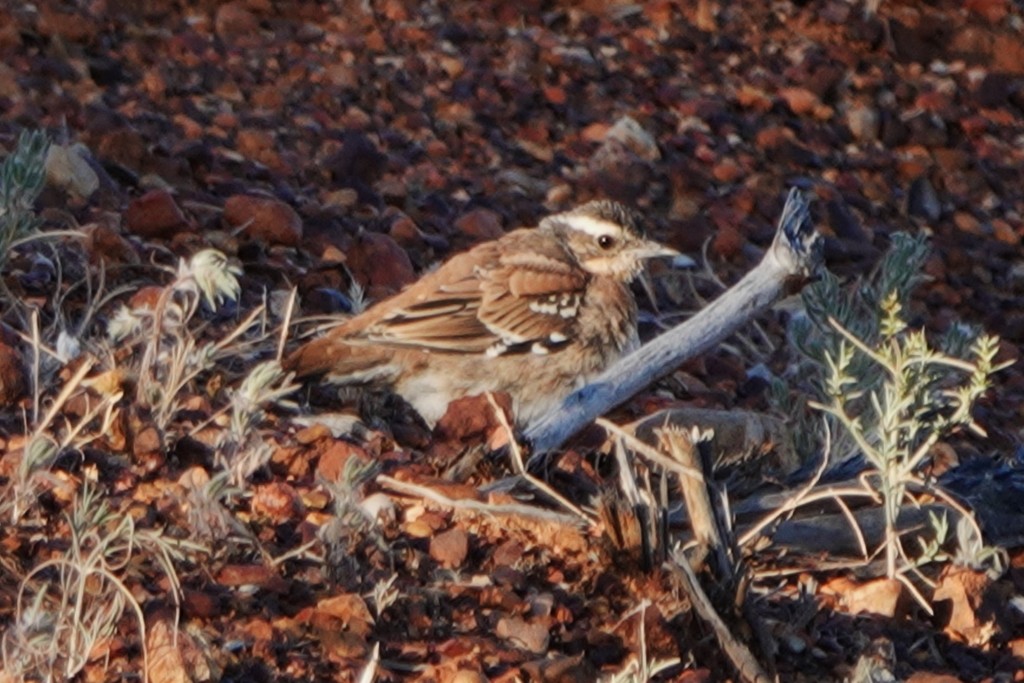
{"left": 359, "top": 240, "right": 587, "bottom": 355}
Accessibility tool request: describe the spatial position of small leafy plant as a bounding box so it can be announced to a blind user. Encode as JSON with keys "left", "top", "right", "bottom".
{"left": 810, "top": 292, "right": 1004, "bottom": 579}
{"left": 0, "top": 130, "right": 49, "bottom": 274}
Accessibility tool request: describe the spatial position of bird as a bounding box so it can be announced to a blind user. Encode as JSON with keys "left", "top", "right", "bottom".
{"left": 285, "top": 200, "right": 679, "bottom": 427}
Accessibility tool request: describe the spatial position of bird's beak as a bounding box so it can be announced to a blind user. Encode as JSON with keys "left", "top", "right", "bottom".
{"left": 634, "top": 240, "right": 696, "bottom": 268}
{"left": 634, "top": 240, "right": 681, "bottom": 260}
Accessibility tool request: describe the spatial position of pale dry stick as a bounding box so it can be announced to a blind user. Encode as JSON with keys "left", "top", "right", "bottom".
{"left": 894, "top": 571, "right": 934, "bottom": 616}
{"left": 907, "top": 476, "right": 986, "bottom": 548}
{"left": 356, "top": 642, "right": 381, "bottom": 683}
{"left": 485, "top": 393, "right": 592, "bottom": 525}
{"left": 736, "top": 419, "right": 831, "bottom": 548}
{"left": 668, "top": 549, "right": 772, "bottom": 683}
{"left": 377, "top": 475, "right": 585, "bottom": 527}
{"left": 595, "top": 418, "right": 704, "bottom": 482}
{"left": 658, "top": 426, "right": 732, "bottom": 575}
{"left": 54, "top": 393, "right": 119, "bottom": 455}
{"left": 16, "top": 548, "right": 151, "bottom": 682}
{"left": 210, "top": 305, "right": 266, "bottom": 355}
{"left": 833, "top": 493, "right": 870, "bottom": 559}
{"left": 610, "top": 434, "right": 643, "bottom": 508}
{"left": 29, "top": 356, "right": 96, "bottom": 443}
{"left": 527, "top": 188, "right": 820, "bottom": 459}
{"left": 276, "top": 287, "right": 298, "bottom": 362}
{"left": 609, "top": 599, "right": 681, "bottom": 681}
{"left": 30, "top": 308, "right": 41, "bottom": 424}
{"left": 269, "top": 538, "right": 323, "bottom": 567}
{"left": 738, "top": 486, "right": 879, "bottom": 549}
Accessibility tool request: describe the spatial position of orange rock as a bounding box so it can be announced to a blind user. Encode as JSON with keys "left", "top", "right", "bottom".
{"left": 952, "top": 211, "right": 983, "bottom": 235}
{"left": 755, "top": 125, "right": 793, "bottom": 150}
{"left": 965, "top": 0, "right": 1009, "bottom": 23}
{"left": 822, "top": 576, "right": 903, "bottom": 617}
{"left": 216, "top": 564, "right": 288, "bottom": 592}
{"left": 132, "top": 425, "right": 162, "bottom": 457}
{"left": 711, "top": 159, "right": 743, "bottom": 183}
{"left": 0, "top": 341, "right": 25, "bottom": 405}
{"left": 735, "top": 85, "right": 773, "bottom": 113}
{"left": 125, "top": 190, "right": 189, "bottom": 239}
{"left": 345, "top": 230, "right": 416, "bottom": 297}
{"left": 223, "top": 194, "right": 303, "bottom": 247}
{"left": 129, "top": 285, "right": 164, "bottom": 310}
{"left": 778, "top": 87, "right": 821, "bottom": 116}
{"left": 215, "top": 2, "right": 260, "bottom": 41}
{"left": 711, "top": 223, "right": 744, "bottom": 259}
{"left": 85, "top": 223, "right": 137, "bottom": 265}
{"left": 295, "top": 423, "right": 332, "bottom": 445}
{"left": 992, "top": 218, "right": 1019, "bottom": 245}
{"left": 316, "top": 440, "right": 369, "bottom": 481}
{"left": 543, "top": 85, "right": 567, "bottom": 105}
{"left": 430, "top": 527, "right": 469, "bottom": 568}
{"left": 251, "top": 482, "right": 304, "bottom": 523}
{"left": 454, "top": 208, "right": 504, "bottom": 241}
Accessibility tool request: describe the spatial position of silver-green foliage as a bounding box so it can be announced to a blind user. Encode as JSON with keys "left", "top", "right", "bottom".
{"left": 810, "top": 288, "right": 1004, "bottom": 578}
{"left": 0, "top": 130, "right": 49, "bottom": 262}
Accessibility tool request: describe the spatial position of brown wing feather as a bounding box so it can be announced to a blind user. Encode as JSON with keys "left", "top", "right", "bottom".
{"left": 289, "top": 228, "right": 590, "bottom": 371}
{"left": 361, "top": 229, "right": 587, "bottom": 354}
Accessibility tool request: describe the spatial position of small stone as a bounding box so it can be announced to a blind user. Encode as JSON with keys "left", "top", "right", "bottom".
{"left": 778, "top": 87, "right": 821, "bottom": 116}
{"left": 492, "top": 540, "right": 525, "bottom": 567}
{"left": 223, "top": 194, "right": 303, "bottom": 247}
{"left": 125, "top": 190, "right": 189, "bottom": 238}
{"left": 449, "top": 672, "right": 487, "bottom": 683}
{"left": 215, "top": 564, "right": 287, "bottom": 592}
{"left": 133, "top": 425, "right": 162, "bottom": 457}
{"left": 316, "top": 440, "right": 369, "bottom": 481}
{"left": 345, "top": 230, "right": 416, "bottom": 297}
{"left": 846, "top": 102, "right": 880, "bottom": 143}
{"left": 215, "top": 2, "right": 260, "bottom": 41}
{"left": 129, "top": 286, "right": 164, "bottom": 310}
{"left": 992, "top": 219, "right": 1019, "bottom": 245}
{"left": 251, "top": 482, "right": 304, "bottom": 523}
{"left": 735, "top": 84, "right": 773, "bottom": 112}
{"left": 235, "top": 129, "right": 275, "bottom": 160}
{"left": 454, "top": 208, "right": 504, "bottom": 241}
{"left": 85, "top": 224, "right": 137, "bottom": 265}
{"left": 965, "top": 0, "right": 1009, "bottom": 23}
{"left": 603, "top": 115, "right": 660, "bottom": 162}
{"left": 495, "top": 616, "right": 550, "bottom": 654}
{"left": 0, "top": 341, "right": 25, "bottom": 405}
{"left": 711, "top": 159, "right": 743, "bottom": 183}
{"left": 388, "top": 213, "right": 423, "bottom": 247}
{"left": 906, "top": 176, "right": 942, "bottom": 223}
{"left": 711, "top": 223, "right": 745, "bottom": 259}
{"left": 97, "top": 127, "right": 146, "bottom": 170}
{"left": 952, "top": 211, "right": 983, "bottom": 236}
{"left": 429, "top": 527, "right": 469, "bottom": 568}
{"left": 295, "top": 423, "right": 332, "bottom": 445}
{"left": 0, "top": 63, "right": 23, "bottom": 101}
{"left": 46, "top": 143, "right": 99, "bottom": 199}
{"left": 755, "top": 125, "right": 793, "bottom": 150}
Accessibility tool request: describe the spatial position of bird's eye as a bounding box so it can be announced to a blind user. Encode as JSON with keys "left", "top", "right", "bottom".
{"left": 597, "top": 234, "right": 615, "bottom": 250}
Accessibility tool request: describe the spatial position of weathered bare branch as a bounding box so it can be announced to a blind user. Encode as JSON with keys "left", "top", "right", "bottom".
{"left": 525, "top": 188, "right": 821, "bottom": 459}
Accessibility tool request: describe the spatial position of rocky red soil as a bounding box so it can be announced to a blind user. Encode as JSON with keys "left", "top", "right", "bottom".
{"left": 1, "top": 1, "right": 1023, "bottom": 681}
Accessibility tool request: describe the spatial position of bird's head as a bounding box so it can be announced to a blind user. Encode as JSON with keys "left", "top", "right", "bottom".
{"left": 542, "top": 200, "right": 679, "bottom": 281}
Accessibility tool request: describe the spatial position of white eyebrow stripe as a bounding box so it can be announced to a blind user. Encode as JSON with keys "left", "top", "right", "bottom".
{"left": 562, "top": 215, "right": 623, "bottom": 238}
